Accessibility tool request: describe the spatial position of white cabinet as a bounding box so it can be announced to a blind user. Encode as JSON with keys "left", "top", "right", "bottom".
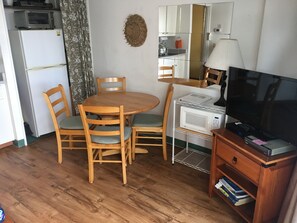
{"left": 158, "top": 53, "right": 188, "bottom": 78}
{"left": 0, "top": 79, "right": 14, "bottom": 147}
{"left": 174, "top": 54, "right": 187, "bottom": 78}
{"left": 159, "top": 6, "right": 167, "bottom": 33}
{"left": 159, "top": 5, "right": 192, "bottom": 35}
{"left": 177, "top": 4, "right": 192, "bottom": 34}
{"left": 158, "top": 57, "right": 173, "bottom": 67}
{"left": 159, "top": 5, "right": 178, "bottom": 35}
{"left": 167, "top": 6, "right": 178, "bottom": 34}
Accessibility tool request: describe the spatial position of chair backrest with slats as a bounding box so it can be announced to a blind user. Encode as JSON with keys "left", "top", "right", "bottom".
{"left": 96, "top": 77, "right": 126, "bottom": 94}
{"left": 162, "top": 84, "right": 174, "bottom": 132}
{"left": 43, "top": 84, "right": 71, "bottom": 131}
{"left": 78, "top": 105, "right": 125, "bottom": 148}
{"left": 158, "top": 65, "right": 175, "bottom": 79}
{"left": 204, "top": 67, "right": 223, "bottom": 86}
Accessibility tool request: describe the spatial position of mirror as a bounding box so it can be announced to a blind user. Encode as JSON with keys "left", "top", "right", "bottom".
{"left": 158, "top": 3, "right": 234, "bottom": 87}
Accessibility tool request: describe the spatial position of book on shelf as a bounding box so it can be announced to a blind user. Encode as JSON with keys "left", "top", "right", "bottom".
{"left": 219, "top": 178, "right": 249, "bottom": 199}
{"left": 220, "top": 176, "right": 245, "bottom": 194}
{"left": 215, "top": 180, "right": 253, "bottom": 206}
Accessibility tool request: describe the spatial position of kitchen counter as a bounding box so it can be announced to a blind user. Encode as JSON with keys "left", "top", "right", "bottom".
{"left": 158, "top": 48, "right": 187, "bottom": 58}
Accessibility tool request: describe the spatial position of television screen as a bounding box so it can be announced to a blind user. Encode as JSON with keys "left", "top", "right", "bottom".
{"left": 226, "top": 67, "right": 297, "bottom": 147}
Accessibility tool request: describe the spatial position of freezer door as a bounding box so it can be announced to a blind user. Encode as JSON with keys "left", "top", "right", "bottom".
{"left": 27, "top": 65, "right": 71, "bottom": 137}
{"left": 20, "top": 29, "right": 66, "bottom": 69}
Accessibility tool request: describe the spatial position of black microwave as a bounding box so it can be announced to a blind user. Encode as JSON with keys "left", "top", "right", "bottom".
{"left": 14, "top": 10, "right": 55, "bottom": 29}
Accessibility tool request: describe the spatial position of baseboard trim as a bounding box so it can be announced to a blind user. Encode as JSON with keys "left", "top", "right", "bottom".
{"left": 166, "top": 136, "right": 211, "bottom": 155}
{"left": 13, "top": 139, "right": 26, "bottom": 148}
{"left": 0, "top": 141, "right": 13, "bottom": 149}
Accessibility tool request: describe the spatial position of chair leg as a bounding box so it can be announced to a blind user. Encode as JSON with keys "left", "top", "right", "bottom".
{"left": 162, "top": 133, "right": 167, "bottom": 161}
{"left": 128, "top": 138, "right": 132, "bottom": 165}
{"left": 69, "top": 135, "right": 73, "bottom": 148}
{"left": 88, "top": 148, "right": 94, "bottom": 183}
{"left": 121, "top": 146, "right": 127, "bottom": 185}
{"left": 56, "top": 133, "right": 63, "bottom": 164}
{"left": 132, "top": 128, "right": 136, "bottom": 160}
{"left": 99, "top": 149, "right": 103, "bottom": 164}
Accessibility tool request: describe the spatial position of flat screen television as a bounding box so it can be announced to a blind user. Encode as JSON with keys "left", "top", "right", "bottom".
{"left": 226, "top": 67, "right": 297, "bottom": 147}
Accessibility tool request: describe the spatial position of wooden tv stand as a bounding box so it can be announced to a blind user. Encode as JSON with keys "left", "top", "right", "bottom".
{"left": 209, "top": 128, "right": 297, "bottom": 223}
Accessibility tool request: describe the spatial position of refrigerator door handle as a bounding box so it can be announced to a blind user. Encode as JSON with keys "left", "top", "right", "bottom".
{"left": 26, "top": 64, "right": 67, "bottom": 71}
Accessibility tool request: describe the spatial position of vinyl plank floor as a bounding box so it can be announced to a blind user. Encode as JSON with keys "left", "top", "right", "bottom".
{"left": 0, "top": 134, "right": 243, "bottom": 223}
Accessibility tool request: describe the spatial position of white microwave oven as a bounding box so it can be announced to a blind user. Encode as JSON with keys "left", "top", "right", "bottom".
{"left": 14, "top": 10, "right": 54, "bottom": 29}
{"left": 180, "top": 106, "right": 225, "bottom": 135}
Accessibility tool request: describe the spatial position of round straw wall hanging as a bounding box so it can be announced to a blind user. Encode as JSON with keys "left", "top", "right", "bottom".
{"left": 124, "top": 14, "right": 147, "bottom": 47}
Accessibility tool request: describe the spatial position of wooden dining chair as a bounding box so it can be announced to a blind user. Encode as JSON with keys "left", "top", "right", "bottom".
{"left": 203, "top": 67, "right": 223, "bottom": 86}
{"left": 96, "top": 76, "right": 132, "bottom": 125}
{"left": 158, "top": 65, "right": 175, "bottom": 79}
{"left": 131, "top": 84, "right": 174, "bottom": 160}
{"left": 43, "top": 84, "right": 87, "bottom": 164}
{"left": 96, "top": 77, "right": 126, "bottom": 94}
{"left": 78, "top": 104, "right": 132, "bottom": 184}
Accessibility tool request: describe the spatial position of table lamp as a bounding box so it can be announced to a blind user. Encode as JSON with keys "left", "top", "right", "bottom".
{"left": 205, "top": 39, "right": 244, "bottom": 106}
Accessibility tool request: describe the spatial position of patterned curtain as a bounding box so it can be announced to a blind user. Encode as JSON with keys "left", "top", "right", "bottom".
{"left": 60, "top": 0, "right": 96, "bottom": 114}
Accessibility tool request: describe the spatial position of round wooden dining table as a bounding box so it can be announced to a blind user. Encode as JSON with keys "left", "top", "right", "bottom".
{"left": 83, "top": 92, "right": 160, "bottom": 115}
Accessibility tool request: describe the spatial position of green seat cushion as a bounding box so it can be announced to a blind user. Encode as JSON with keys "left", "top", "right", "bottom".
{"left": 59, "top": 115, "right": 97, "bottom": 130}
{"left": 91, "top": 126, "right": 132, "bottom": 144}
{"left": 132, "top": 114, "right": 163, "bottom": 127}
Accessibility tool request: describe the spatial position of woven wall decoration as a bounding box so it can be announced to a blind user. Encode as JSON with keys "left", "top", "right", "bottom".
{"left": 124, "top": 14, "right": 147, "bottom": 47}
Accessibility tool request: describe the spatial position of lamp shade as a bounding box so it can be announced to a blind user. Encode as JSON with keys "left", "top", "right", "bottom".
{"left": 205, "top": 39, "right": 244, "bottom": 71}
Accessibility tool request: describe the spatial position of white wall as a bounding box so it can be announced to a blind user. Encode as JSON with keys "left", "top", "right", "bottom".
{"left": 257, "top": 0, "right": 297, "bottom": 78}
{"left": 231, "top": 0, "right": 265, "bottom": 70}
{"left": 87, "top": 0, "right": 265, "bottom": 147}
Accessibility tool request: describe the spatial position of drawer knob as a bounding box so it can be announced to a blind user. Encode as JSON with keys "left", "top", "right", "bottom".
{"left": 232, "top": 157, "right": 237, "bottom": 164}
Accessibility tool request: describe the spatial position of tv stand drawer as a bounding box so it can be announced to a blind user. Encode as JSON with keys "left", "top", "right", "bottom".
{"left": 216, "top": 139, "right": 260, "bottom": 184}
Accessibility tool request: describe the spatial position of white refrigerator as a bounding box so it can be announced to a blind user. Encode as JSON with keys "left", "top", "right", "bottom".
{"left": 9, "top": 29, "right": 71, "bottom": 137}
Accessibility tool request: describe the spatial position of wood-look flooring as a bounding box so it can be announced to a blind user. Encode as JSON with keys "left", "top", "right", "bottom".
{"left": 0, "top": 134, "right": 243, "bottom": 223}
